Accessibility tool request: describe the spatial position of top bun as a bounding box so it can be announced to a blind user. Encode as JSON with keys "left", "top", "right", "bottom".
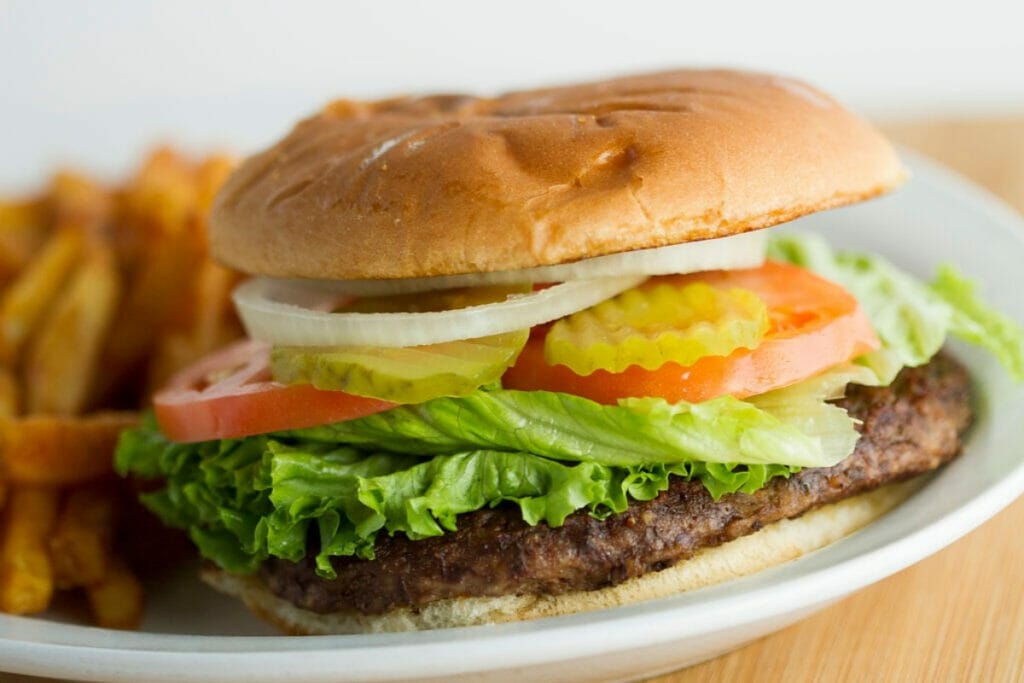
{"left": 211, "top": 69, "right": 905, "bottom": 280}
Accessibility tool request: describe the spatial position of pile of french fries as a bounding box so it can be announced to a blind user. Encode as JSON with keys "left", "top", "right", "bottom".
{"left": 0, "top": 149, "right": 241, "bottom": 628}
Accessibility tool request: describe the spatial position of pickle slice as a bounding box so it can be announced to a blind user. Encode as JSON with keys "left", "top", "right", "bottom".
{"left": 271, "top": 330, "right": 529, "bottom": 404}
{"left": 271, "top": 284, "right": 531, "bottom": 403}
{"left": 543, "top": 281, "right": 768, "bottom": 375}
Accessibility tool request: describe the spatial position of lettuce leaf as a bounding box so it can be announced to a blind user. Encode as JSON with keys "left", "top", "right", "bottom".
{"left": 768, "top": 235, "right": 950, "bottom": 369}
{"left": 769, "top": 234, "right": 1024, "bottom": 381}
{"left": 289, "top": 386, "right": 851, "bottom": 468}
{"left": 930, "top": 264, "right": 1024, "bottom": 380}
{"left": 116, "top": 415, "right": 798, "bottom": 577}
{"left": 748, "top": 362, "right": 879, "bottom": 460}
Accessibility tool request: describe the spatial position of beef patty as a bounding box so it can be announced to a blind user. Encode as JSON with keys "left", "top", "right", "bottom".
{"left": 260, "top": 354, "right": 973, "bottom": 615}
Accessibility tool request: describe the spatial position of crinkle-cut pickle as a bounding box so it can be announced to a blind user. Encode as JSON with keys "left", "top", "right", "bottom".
{"left": 272, "top": 285, "right": 531, "bottom": 403}
{"left": 543, "top": 281, "right": 769, "bottom": 375}
{"left": 271, "top": 331, "right": 529, "bottom": 404}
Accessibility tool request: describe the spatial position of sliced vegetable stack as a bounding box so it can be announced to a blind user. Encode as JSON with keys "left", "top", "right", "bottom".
{"left": 506, "top": 260, "right": 880, "bottom": 404}
{"left": 117, "top": 232, "right": 1024, "bottom": 578}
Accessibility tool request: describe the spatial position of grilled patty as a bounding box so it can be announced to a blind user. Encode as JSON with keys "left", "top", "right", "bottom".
{"left": 260, "top": 354, "right": 973, "bottom": 615}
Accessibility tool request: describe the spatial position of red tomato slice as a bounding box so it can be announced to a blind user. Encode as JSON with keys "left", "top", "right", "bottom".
{"left": 153, "top": 340, "right": 395, "bottom": 443}
{"left": 503, "top": 261, "right": 880, "bottom": 404}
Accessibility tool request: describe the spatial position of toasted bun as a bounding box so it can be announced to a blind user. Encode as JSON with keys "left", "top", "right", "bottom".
{"left": 211, "top": 69, "right": 905, "bottom": 280}
{"left": 202, "top": 480, "right": 916, "bottom": 634}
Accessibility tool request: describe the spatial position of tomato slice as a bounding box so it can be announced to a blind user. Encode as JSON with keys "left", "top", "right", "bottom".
{"left": 153, "top": 340, "right": 395, "bottom": 443}
{"left": 503, "top": 261, "right": 880, "bottom": 404}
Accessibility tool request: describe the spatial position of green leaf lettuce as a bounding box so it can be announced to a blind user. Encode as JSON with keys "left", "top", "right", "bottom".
{"left": 769, "top": 233, "right": 1024, "bottom": 381}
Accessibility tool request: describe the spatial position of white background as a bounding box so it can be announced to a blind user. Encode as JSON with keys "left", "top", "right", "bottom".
{"left": 2, "top": 1, "right": 1023, "bottom": 190}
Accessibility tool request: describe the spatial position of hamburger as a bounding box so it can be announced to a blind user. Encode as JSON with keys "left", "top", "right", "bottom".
{"left": 115, "top": 69, "right": 1024, "bottom": 634}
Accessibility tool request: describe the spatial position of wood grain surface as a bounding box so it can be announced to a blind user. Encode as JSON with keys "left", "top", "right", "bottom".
{"left": 648, "top": 117, "right": 1024, "bottom": 683}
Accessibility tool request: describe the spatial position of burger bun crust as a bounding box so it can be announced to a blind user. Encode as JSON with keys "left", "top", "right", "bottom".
{"left": 211, "top": 69, "right": 905, "bottom": 280}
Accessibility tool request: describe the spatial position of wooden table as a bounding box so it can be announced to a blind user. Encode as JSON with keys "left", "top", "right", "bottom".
{"left": 649, "top": 118, "right": 1024, "bottom": 683}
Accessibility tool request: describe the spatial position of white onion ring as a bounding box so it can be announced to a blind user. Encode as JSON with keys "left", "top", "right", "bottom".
{"left": 233, "top": 276, "right": 646, "bottom": 347}
{"left": 296, "top": 230, "right": 768, "bottom": 297}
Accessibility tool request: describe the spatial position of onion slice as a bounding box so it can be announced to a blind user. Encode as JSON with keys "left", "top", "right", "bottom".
{"left": 294, "top": 230, "right": 768, "bottom": 297}
{"left": 233, "top": 276, "right": 646, "bottom": 347}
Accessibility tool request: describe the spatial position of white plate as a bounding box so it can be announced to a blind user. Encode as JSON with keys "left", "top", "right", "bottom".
{"left": 2, "top": 152, "right": 1023, "bottom": 683}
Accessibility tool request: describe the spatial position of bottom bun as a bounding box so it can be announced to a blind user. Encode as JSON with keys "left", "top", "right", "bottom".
{"left": 201, "top": 478, "right": 919, "bottom": 635}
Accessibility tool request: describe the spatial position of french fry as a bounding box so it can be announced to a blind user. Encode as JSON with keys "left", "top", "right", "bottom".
{"left": 0, "top": 149, "right": 241, "bottom": 628}
{"left": 0, "top": 365, "right": 17, "bottom": 417}
{"left": 0, "top": 365, "right": 15, "bottom": 516}
{"left": 194, "top": 155, "right": 234, "bottom": 214}
{"left": 0, "top": 198, "right": 49, "bottom": 284}
{"left": 96, "top": 232, "right": 204, "bottom": 402}
{"left": 0, "top": 486, "right": 59, "bottom": 614}
{"left": 0, "top": 228, "right": 83, "bottom": 365}
{"left": 24, "top": 243, "right": 121, "bottom": 415}
{"left": 48, "top": 171, "right": 111, "bottom": 225}
{"left": 187, "top": 260, "right": 241, "bottom": 349}
{"left": 0, "top": 412, "right": 137, "bottom": 486}
{"left": 121, "top": 148, "right": 198, "bottom": 239}
{"left": 50, "top": 485, "right": 116, "bottom": 588}
{"left": 148, "top": 259, "right": 242, "bottom": 391}
{"left": 86, "top": 557, "right": 143, "bottom": 630}
{"left": 96, "top": 150, "right": 238, "bottom": 405}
